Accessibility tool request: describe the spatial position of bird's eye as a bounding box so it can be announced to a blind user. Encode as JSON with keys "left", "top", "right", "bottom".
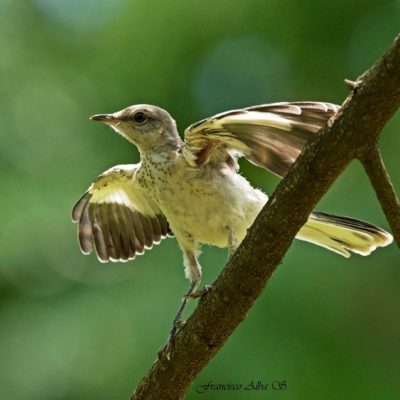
{"left": 133, "top": 112, "right": 147, "bottom": 124}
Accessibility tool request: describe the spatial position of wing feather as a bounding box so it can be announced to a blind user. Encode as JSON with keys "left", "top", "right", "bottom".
{"left": 72, "top": 164, "right": 172, "bottom": 263}
{"left": 149, "top": 216, "right": 162, "bottom": 243}
{"left": 139, "top": 214, "right": 154, "bottom": 249}
{"left": 78, "top": 204, "right": 94, "bottom": 254}
{"left": 90, "top": 205, "right": 109, "bottom": 261}
{"left": 184, "top": 101, "right": 339, "bottom": 176}
{"left": 130, "top": 210, "right": 146, "bottom": 253}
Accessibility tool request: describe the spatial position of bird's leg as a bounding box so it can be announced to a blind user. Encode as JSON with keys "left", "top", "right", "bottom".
{"left": 188, "top": 284, "right": 212, "bottom": 299}
{"left": 163, "top": 251, "right": 201, "bottom": 358}
{"left": 165, "top": 228, "right": 238, "bottom": 357}
{"left": 185, "top": 228, "right": 238, "bottom": 305}
{"left": 165, "top": 280, "right": 198, "bottom": 353}
{"left": 226, "top": 226, "right": 239, "bottom": 258}
{"left": 183, "top": 250, "right": 213, "bottom": 299}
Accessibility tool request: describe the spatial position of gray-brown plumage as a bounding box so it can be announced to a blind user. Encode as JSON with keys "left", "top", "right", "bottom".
{"left": 72, "top": 164, "right": 172, "bottom": 263}
{"left": 72, "top": 101, "right": 392, "bottom": 354}
{"left": 183, "top": 101, "right": 339, "bottom": 176}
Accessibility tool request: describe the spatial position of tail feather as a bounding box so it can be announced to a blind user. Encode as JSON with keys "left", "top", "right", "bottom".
{"left": 297, "top": 212, "right": 393, "bottom": 257}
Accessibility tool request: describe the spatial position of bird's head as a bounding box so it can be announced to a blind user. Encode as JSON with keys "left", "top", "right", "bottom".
{"left": 90, "top": 104, "right": 181, "bottom": 152}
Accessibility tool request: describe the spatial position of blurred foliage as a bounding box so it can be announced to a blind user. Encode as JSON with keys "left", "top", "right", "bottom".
{"left": 0, "top": 1, "right": 399, "bottom": 399}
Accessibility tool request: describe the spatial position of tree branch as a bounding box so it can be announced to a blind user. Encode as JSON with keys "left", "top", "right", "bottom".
{"left": 360, "top": 146, "right": 400, "bottom": 246}
{"left": 131, "top": 34, "right": 400, "bottom": 400}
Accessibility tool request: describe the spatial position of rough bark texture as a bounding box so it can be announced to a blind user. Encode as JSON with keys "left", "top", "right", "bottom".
{"left": 131, "top": 34, "right": 400, "bottom": 400}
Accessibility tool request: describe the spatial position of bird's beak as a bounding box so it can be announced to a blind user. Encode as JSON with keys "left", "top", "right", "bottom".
{"left": 90, "top": 114, "right": 118, "bottom": 123}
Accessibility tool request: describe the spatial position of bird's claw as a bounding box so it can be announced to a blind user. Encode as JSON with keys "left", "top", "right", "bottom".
{"left": 160, "top": 284, "right": 212, "bottom": 361}
{"left": 161, "top": 340, "right": 173, "bottom": 361}
{"left": 175, "top": 319, "right": 186, "bottom": 329}
{"left": 160, "top": 319, "right": 186, "bottom": 360}
{"left": 186, "top": 284, "right": 212, "bottom": 299}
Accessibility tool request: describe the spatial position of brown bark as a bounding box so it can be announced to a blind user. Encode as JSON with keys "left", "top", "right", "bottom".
{"left": 131, "top": 34, "right": 400, "bottom": 400}
{"left": 360, "top": 146, "right": 400, "bottom": 246}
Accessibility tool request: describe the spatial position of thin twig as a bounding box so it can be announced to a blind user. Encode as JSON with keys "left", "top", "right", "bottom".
{"left": 360, "top": 145, "right": 400, "bottom": 246}
{"left": 344, "top": 78, "right": 360, "bottom": 91}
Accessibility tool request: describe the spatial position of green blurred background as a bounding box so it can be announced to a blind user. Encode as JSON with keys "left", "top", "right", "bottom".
{"left": 0, "top": 1, "right": 399, "bottom": 399}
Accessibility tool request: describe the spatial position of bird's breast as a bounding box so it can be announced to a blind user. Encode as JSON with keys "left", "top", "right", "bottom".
{"left": 139, "top": 158, "right": 267, "bottom": 248}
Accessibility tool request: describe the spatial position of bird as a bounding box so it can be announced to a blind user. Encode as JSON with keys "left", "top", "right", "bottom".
{"left": 72, "top": 101, "right": 393, "bottom": 352}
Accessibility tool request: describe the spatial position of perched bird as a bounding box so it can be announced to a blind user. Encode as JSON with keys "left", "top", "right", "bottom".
{"left": 72, "top": 102, "right": 393, "bottom": 350}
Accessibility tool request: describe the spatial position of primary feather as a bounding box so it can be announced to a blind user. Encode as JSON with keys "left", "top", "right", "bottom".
{"left": 72, "top": 164, "right": 172, "bottom": 263}
{"left": 184, "top": 102, "right": 339, "bottom": 176}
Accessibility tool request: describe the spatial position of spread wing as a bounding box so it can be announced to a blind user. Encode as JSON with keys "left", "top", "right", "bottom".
{"left": 183, "top": 101, "right": 339, "bottom": 177}
{"left": 72, "top": 164, "right": 172, "bottom": 262}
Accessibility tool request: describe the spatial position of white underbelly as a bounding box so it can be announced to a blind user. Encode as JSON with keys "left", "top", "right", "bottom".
{"left": 157, "top": 168, "right": 268, "bottom": 248}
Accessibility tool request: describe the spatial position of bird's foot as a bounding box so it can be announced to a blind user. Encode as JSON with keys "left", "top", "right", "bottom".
{"left": 160, "top": 319, "right": 186, "bottom": 360}
{"left": 159, "top": 281, "right": 210, "bottom": 360}
{"left": 186, "top": 284, "right": 212, "bottom": 299}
